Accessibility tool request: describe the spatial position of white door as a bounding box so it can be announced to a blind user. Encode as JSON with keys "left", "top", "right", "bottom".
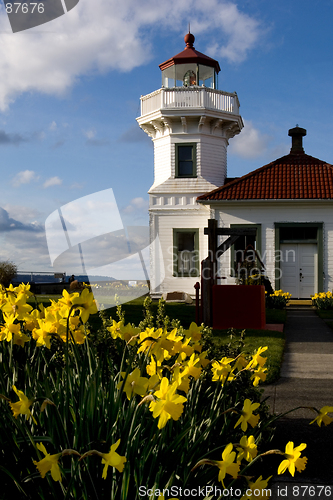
{"left": 280, "top": 243, "right": 317, "bottom": 298}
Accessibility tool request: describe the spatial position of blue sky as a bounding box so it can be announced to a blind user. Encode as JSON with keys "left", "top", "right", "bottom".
{"left": 1, "top": 0, "right": 333, "bottom": 275}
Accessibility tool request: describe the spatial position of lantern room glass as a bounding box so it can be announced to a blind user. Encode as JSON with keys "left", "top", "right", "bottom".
{"left": 162, "top": 63, "right": 216, "bottom": 89}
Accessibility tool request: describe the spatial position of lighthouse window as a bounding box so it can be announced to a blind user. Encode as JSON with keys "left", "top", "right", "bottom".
{"left": 176, "top": 144, "right": 197, "bottom": 177}
{"left": 173, "top": 229, "right": 199, "bottom": 277}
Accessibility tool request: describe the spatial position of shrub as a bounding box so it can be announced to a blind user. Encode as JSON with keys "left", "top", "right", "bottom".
{"left": 236, "top": 262, "right": 274, "bottom": 294}
{"left": 312, "top": 291, "right": 333, "bottom": 310}
{"left": 0, "top": 260, "right": 17, "bottom": 288}
{"left": 266, "top": 289, "right": 291, "bottom": 309}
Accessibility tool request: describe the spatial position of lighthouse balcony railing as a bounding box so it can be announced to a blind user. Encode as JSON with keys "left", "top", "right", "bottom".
{"left": 140, "top": 87, "right": 240, "bottom": 116}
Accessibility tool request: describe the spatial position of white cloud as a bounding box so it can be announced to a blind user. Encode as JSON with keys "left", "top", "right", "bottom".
{"left": 203, "top": 3, "right": 262, "bottom": 63}
{"left": 83, "top": 128, "right": 109, "bottom": 146}
{"left": 0, "top": 206, "right": 43, "bottom": 232}
{"left": 229, "top": 120, "right": 271, "bottom": 159}
{"left": 11, "top": 169, "right": 39, "bottom": 187}
{"left": 70, "top": 182, "right": 84, "bottom": 189}
{"left": 1, "top": 229, "right": 50, "bottom": 271}
{"left": 122, "top": 197, "right": 149, "bottom": 214}
{"left": 49, "top": 121, "right": 57, "bottom": 131}
{"left": 2, "top": 203, "right": 42, "bottom": 224}
{"left": 83, "top": 129, "right": 96, "bottom": 140}
{"left": 0, "top": 0, "right": 264, "bottom": 110}
{"left": 43, "top": 176, "right": 63, "bottom": 188}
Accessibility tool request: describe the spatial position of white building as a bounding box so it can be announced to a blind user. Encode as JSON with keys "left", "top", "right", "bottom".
{"left": 137, "top": 33, "right": 333, "bottom": 299}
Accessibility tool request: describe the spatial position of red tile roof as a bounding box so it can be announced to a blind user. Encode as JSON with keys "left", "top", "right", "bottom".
{"left": 159, "top": 33, "right": 221, "bottom": 73}
{"left": 197, "top": 152, "right": 333, "bottom": 201}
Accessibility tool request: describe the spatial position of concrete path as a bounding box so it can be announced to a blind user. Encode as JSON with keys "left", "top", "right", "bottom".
{"left": 262, "top": 307, "right": 333, "bottom": 499}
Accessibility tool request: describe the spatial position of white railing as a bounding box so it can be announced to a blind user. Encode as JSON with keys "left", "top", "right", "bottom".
{"left": 140, "top": 87, "right": 240, "bottom": 116}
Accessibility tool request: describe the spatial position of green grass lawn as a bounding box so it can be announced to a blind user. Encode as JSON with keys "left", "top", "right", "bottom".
{"left": 28, "top": 294, "right": 62, "bottom": 305}
{"left": 315, "top": 309, "right": 333, "bottom": 332}
{"left": 266, "top": 308, "right": 287, "bottom": 324}
{"left": 316, "top": 309, "right": 333, "bottom": 319}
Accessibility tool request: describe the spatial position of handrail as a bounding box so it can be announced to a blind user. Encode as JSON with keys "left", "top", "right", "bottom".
{"left": 140, "top": 87, "right": 240, "bottom": 116}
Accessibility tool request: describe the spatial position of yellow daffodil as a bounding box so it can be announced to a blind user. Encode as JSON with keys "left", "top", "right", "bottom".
{"left": 216, "top": 443, "right": 240, "bottom": 487}
{"left": 166, "top": 327, "right": 183, "bottom": 343}
{"left": 181, "top": 353, "right": 202, "bottom": 380}
{"left": 247, "top": 346, "right": 267, "bottom": 369}
{"left": 174, "top": 337, "right": 194, "bottom": 359}
{"left": 12, "top": 329, "right": 30, "bottom": 347}
{"left": 277, "top": 441, "right": 307, "bottom": 476}
{"left": 184, "top": 322, "right": 203, "bottom": 341}
{"left": 71, "top": 288, "right": 98, "bottom": 323}
{"left": 1, "top": 291, "right": 33, "bottom": 320}
{"left": 211, "top": 357, "right": 235, "bottom": 385}
{"left": 57, "top": 288, "right": 79, "bottom": 309}
{"left": 56, "top": 315, "right": 88, "bottom": 344}
{"left": 137, "top": 327, "right": 162, "bottom": 354}
{"left": 240, "top": 476, "right": 272, "bottom": 500}
{"left": 233, "top": 354, "right": 248, "bottom": 371}
{"left": 251, "top": 365, "right": 268, "bottom": 386}
{"left": 71, "top": 325, "right": 88, "bottom": 344}
{"left": 44, "top": 309, "right": 67, "bottom": 339}
{"left": 107, "top": 319, "right": 124, "bottom": 340}
{"left": 33, "top": 443, "right": 62, "bottom": 481}
{"left": 175, "top": 374, "right": 190, "bottom": 393}
{"left": 234, "top": 399, "right": 260, "bottom": 432}
{"left": 146, "top": 356, "right": 163, "bottom": 378}
{"left": 9, "top": 385, "right": 33, "bottom": 420}
{"left": 117, "top": 367, "right": 149, "bottom": 400}
{"left": 146, "top": 355, "right": 157, "bottom": 377}
{"left": 32, "top": 319, "right": 53, "bottom": 349}
{"left": 100, "top": 439, "right": 126, "bottom": 478}
{"left": 310, "top": 406, "right": 333, "bottom": 427}
{"left": 150, "top": 333, "right": 174, "bottom": 363}
{"left": 15, "top": 283, "right": 33, "bottom": 296}
{"left": 147, "top": 374, "right": 160, "bottom": 391}
{"left": 236, "top": 435, "right": 258, "bottom": 462}
{"left": 0, "top": 313, "right": 21, "bottom": 342}
{"left": 149, "top": 377, "right": 187, "bottom": 429}
{"left": 118, "top": 323, "right": 140, "bottom": 343}
{"left": 197, "top": 350, "right": 210, "bottom": 368}
{"left": 24, "top": 308, "right": 42, "bottom": 332}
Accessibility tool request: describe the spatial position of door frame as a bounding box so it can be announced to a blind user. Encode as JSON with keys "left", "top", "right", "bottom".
{"left": 275, "top": 222, "right": 323, "bottom": 293}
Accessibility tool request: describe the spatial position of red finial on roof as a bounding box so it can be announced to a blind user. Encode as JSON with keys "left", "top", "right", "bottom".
{"left": 184, "top": 32, "right": 195, "bottom": 49}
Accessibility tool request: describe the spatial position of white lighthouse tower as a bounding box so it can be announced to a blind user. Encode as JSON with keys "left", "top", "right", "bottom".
{"left": 137, "top": 32, "right": 243, "bottom": 297}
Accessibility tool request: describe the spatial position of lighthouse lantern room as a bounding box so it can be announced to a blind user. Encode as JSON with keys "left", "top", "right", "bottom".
{"left": 160, "top": 32, "right": 219, "bottom": 89}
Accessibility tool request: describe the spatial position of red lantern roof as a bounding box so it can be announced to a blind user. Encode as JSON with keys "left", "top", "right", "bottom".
{"left": 159, "top": 32, "right": 221, "bottom": 73}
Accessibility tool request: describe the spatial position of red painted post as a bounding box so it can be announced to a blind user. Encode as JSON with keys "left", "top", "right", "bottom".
{"left": 194, "top": 281, "right": 200, "bottom": 324}
{"left": 201, "top": 257, "right": 213, "bottom": 326}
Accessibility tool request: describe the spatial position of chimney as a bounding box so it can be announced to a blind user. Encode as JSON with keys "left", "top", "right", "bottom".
{"left": 288, "top": 126, "right": 307, "bottom": 153}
